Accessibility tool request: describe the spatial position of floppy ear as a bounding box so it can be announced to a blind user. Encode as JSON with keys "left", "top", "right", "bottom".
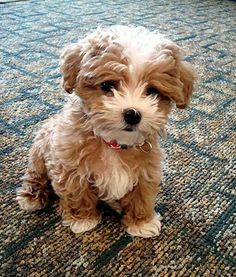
{"left": 60, "top": 43, "right": 82, "bottom": 93}
{"left": 157, "top": 41, "right": 195, "bottom": 109}
{"left": 176, "top": 60, "right": 195, "bottom": 109}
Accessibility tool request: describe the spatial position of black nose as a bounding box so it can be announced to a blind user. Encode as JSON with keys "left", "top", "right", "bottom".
{"left": 123, "top": 108, "right": 141, "bottom": 125}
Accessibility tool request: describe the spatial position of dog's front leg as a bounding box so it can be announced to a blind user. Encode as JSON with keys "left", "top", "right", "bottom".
{"left": 121, "top": 178, "right": 161, "bottom": 238}
{"left": 56, "top": 176, "right": 101, "bottom": 234}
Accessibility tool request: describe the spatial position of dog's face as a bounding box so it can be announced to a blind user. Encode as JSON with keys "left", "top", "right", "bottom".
{"left": 60, "top": 26, "right": 195, "bottom": 145}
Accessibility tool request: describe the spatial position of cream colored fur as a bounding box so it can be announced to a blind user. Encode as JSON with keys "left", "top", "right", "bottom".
{"left": 16, "top": 26, "right": 195, "bottom": 237}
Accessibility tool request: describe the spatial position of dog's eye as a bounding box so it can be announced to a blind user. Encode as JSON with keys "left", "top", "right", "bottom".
{"left": 146, "top": 86, "right": 160, "bottom": 97}
{"left": 100, "top": 81, "right": 115, "bottom": 93}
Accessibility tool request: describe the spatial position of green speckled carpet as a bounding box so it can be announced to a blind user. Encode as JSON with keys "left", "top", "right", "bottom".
{"left": 1, "top": 0, "right": 236, "bottom": 276}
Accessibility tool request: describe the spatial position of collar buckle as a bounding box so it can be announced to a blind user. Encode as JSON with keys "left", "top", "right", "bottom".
{"left": 137, "top": 140, "right": 153, "bottom": 153}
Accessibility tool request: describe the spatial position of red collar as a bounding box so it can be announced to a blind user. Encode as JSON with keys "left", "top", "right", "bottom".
{"left": 102, "top": 139, "right": 128, "bottom": 150}
{"left": 102, "top": 138, "right": 153, "bottom": 153}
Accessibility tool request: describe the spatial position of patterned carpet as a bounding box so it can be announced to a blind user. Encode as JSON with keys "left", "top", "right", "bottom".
{"left": 1, "top": 0, "right": 236, "bottom": 276}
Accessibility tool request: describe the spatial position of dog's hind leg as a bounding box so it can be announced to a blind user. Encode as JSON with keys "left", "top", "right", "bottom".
{"left": 16, "top": 132, "right": 52, "bottom": 211}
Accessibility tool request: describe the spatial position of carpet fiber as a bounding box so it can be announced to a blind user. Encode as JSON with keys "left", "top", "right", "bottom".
{"left": 1, "top": 0, "right": 235, "bottom": 276}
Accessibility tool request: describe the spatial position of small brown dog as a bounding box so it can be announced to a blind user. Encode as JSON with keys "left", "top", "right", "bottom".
{"left": 16, "top": 26, "right": 194, "bottom": 238}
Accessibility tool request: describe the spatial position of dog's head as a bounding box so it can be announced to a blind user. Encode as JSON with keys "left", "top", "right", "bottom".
{"left": 60, "top": 26, "right": 195, "bottom": 145}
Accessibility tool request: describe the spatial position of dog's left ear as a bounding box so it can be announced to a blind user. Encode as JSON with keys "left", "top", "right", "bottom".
{"left": 60, "top": 43, "right": 83, "bottom": 93}
{"left": 158, "top": 41, "right": 195, "bottom": 109}
{"left": 176, "top": 60, "right": 195, "bottom": 109}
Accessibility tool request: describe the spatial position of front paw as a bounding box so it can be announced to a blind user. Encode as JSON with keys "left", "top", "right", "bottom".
{"left": 126, "top": 213, "right": 162, "bottom": 238}
{"left": 63, "top": 217, "right": 101, "bottom": 234}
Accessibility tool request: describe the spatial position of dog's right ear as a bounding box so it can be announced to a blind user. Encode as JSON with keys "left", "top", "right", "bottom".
{"left": 60, "top": 43, "right": 82, "bottom": 93}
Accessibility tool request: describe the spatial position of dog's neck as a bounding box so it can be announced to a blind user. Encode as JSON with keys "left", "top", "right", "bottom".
{"left": 102, "top": 138, "right": 129, "bottom": 150}
{"left": 102, "top": 137, "right": 153, "bottom": 153}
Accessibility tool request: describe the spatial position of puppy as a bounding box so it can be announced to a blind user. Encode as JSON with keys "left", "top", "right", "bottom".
{"left": 16, "top": 26, "right": 194, "bottom": 238}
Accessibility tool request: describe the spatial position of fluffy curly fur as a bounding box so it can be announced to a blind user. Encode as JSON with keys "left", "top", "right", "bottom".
{"left": 16, "top": 26, "right": 195, "bottom": 238}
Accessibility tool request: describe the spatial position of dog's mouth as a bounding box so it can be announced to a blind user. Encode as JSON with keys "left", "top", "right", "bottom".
{"left": 123, "top": 125, "right": 137, "bottom": 132}
{"left": 123, "top": 127, "right": 133, "bottom": 132}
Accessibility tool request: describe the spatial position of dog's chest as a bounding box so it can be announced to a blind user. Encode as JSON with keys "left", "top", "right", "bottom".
{"left": 93, "top": 150, "right": 136, "bottom": 201}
